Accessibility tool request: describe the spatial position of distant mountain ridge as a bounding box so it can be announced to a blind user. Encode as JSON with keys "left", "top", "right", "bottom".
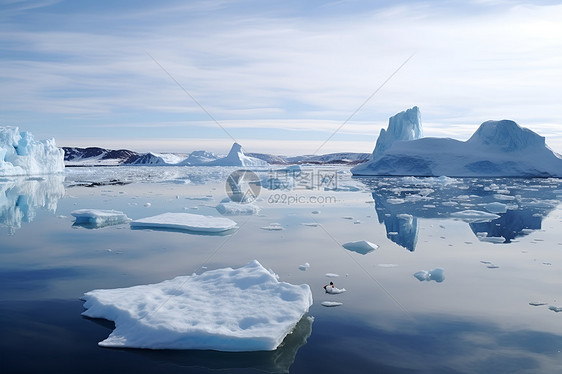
{"left": 62, "top": 145, "right": 369, "bottom": 166}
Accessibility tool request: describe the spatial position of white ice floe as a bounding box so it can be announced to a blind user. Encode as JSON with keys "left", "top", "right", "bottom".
{"left": 261, "top": 223, "right": 284, "bottom": 231}
{"left": 529, "top": 302, "right": 548, "bottom": 307}
{"left": 321, "top": 301, "right": 343, "bottom": 307}
{"left": 0, "top": 126, "right": 64, "bottom": 176}
{"left": 81, "top": 260, "right": 313, "bottom": 351}
{"left": 298, "top": 263, "right": 310, "bottom": 271}
{"left": 414, "top": 268, "right": 445, "bottom": 282}
{"left": 450, "top": 210, "right": 500, "bottom": 223}
{"left": 301, "top": 222, "right": 319, "bottom": 227}
{"left": 131, "top": 212, "right": 237, "bottom": 233}
{"left": 215, "top": 201, "right": 261, "bottom": 215}
{"left": 325, "top": 273, "right": 339, "bottom": 278}
{"left": 71, "top": 209, "right": 130, "bottom": 226}
{"left": 342, "top": 240, "right": 379, "bottom": 255}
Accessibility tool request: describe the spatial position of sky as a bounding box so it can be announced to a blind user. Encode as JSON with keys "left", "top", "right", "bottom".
{"left": 1, "top": 0, "right": 562, "bottom": 156}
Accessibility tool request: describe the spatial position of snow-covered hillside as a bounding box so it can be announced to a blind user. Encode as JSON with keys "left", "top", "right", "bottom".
{"left": 1, "top": 127, "right": 64, "bottom": 176}
{"left": 352, "top": 108, "right": 562, "bottom": 177}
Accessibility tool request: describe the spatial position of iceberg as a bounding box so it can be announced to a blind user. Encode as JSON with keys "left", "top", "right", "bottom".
{"left": 130, "top": 212, "right": 237, "bottom": 233}
{"left": 71, "top": 209, "right": 130, "bottom": 227}
{"left": 0, "top": 127, "right": 64, "bottom": 176}
{"left": 205, "top": 143, "right": 268, "bottom": 167}
{"left": 352, "top": 109, "right": 562, "bottom": 177}
{"left": 81, "top": 260, "right": 313, "bottom": 351}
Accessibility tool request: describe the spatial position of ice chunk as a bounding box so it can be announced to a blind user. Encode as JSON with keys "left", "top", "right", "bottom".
{"left": 324, "top": 286, "right": 346, "bottom": 294}
{"left": 71, "top": 209, "right": 130, "bottom": 227}
{"left": 81, "top": 260, "right": 313, "bottom": 351}
{"left": 298, "top": 263, "right": 310, "bottom": 271}
{"left": 0, "top": 127, "right": 64, "bottom": 176}
{"left": 216, "top": 202, "right": 261, "bottom": 215}
{"left": 450, "top": 210, "right": 500, "bottom": 223}
{"left": 342, "top": 240, "right": 379, "bottom": 255}
{"left": 321, "top": 301, "right": 343, "bottom": 307}
{"left": 261, "top": 223, "right": 284, "bottom": 231}
{"left": 325, "top": 273, "right": 339, "bottom": 278}
{"left": 414, "top": 268, "right": 444, "bottom": 282}
{"left": 131, "top": 213, "right": 237, "bottom": 233}
{"left": 484, "top": 202, "right": 508, "bottom": 213}
{"left": 548, "top": 306, "right": 562, "bottom": 313}
{"left": 529, "top": 302, "right": 548, "bottom": 307}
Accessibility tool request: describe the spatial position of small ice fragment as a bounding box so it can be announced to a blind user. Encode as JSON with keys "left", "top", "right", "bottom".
{"left": 480, "top": 261, "right": 493, "bottom": 264}
{"left": 311, "top": 210, "right": 320, "bottom": 214}
{"left": 543, "top": 262, "right": 552, "bottom": 266}
{"left": 325, "top": 286, "right": 346, "bottom": 294}
{"left": 216, "top": 202, "right": 261, "bottom": 216}
{"left": 301, "top": 222, "right": 319, "bottom": 227}
{"left": 529, "top": 302, "right": 548, "bottom": 307}
{"left": 353, "top": 220, "right": 361, "bottom": 224}
{"left": 325, "top": 273, "right": 339, "bottom": 278}
{"left": 450, "top": 210, "right": 500, "bottom": 223}
{"left": 261, "top": 223, "right": 284, "bottom": 231}
{"left": 321, "top": 301, "right": 343, "bottom": 307}
{"left": 378, "top": 264, "right": 398, "bottom": 268}
{"left": 342, "top": 240, "right": 379, "bottom": 255}
{"left": 298, "top": 263, "right": 310, "bottom": 271}
{"left": 413, "top": 268, "right": 444, "bottom": 282}
{"left": 388, "top": 231, "right": 398, "bottom": 236}
{"left": 144, "top": 202, "right": 151, "bottom": 207}
{"left": 548, "top": 306, "right": 562, "bottom": 313}
{"left": 487, "top": 265, "right": 500, "bottom": 269}
{"left": 342, "top": 216, "right": 354, "bottom": 220}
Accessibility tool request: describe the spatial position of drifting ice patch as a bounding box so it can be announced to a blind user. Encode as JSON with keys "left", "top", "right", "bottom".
{"left": 215, "top": 202, "right": 261, "bottom": 215}
{"left": 414, "top": 268, "right": 445, "bottom": 282}
{"left": 298, "top": 263, "right": 310, "bottom": 271}
{"left": 81, "top": 260, "right": 313, "bottom": 351}
{"left": 548, "top": 306, "right": 562, "bottom": 313}
{"left": 342, "top": 240, "right": 379, "bottom": 255}
{"left": 321, "top": 301, "right": 343, "bottom": 307}
{"left": 261, "top": 223, "right": 284, "bottom": 231}
{"left": 131, "top": 213, "right": 237, "bottom": 233}
{"left": 325, "top": 286, "right": 346, "bottom": 294}
{"left": 71, "top": 209, "right": 130, "bottom": 227}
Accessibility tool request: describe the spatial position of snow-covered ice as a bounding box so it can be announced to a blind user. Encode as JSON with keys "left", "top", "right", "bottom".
{"left": 216, "top": 201, "right": 261, "bottom": 215}
{"left": 414, "top": 268, "right": 445, "bottom": 282}
{"left": 130, "top": 213, "right": 237, "bottom": 233}
{"left": 342, "top": 240, "right": 379, "bottom": 255}
{"left": 298, "top": 263, "right": 310, "bottom": 271}
{"left": 71, "top": 209, "right": 130, "bottom": 227}
{"left": 324, "top": 286, "right": 346, "bottom": 294}
{"left": 81, "top": 260, "right": 312, "bottom": 351}
{"left": 352, "top": 108, "right": 562, "bottom": 177}
{"left": 0, "top": 127, "right": 64, "bottom": 176}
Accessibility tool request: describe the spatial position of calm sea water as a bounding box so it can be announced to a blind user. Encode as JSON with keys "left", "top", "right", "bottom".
{"left": 1, "top": 166, "right": 561, "bottom": 373}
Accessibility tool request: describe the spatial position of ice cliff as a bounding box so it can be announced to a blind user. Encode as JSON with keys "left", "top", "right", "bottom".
{"left": 0, "top": 127, "right": 64, "bottom": 176}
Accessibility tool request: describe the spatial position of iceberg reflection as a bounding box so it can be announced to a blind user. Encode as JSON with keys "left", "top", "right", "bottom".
{"left": 0, "top": 176, "right": 65, "bottom": 234}
{"left": 361, "top": 177, "right": 561, "bottom": 251}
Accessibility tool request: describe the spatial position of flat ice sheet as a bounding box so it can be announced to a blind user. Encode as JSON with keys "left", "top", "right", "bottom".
{"left": 81, "top": 260, "right": 313, "bottom": 351}
{"left": 71, "top": 209, "right": 130, "bottom": 226}
{"left": 130, "top": 212, "right": 237, "bottom": 232}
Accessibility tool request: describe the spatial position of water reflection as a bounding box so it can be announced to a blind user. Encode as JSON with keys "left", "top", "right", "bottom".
{"left": 359, "top": 177, "right": 561, "bottom": 251}
{"left": 0, "top": 176, "right": 65, "bottom": 234}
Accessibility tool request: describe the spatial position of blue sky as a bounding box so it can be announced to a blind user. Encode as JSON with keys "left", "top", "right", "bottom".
{"left": 1, "top": 0, "right": 561, "bottom": 155}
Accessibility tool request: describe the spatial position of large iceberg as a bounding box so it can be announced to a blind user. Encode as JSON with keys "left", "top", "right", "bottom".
{"left": 0, "top": 127, "right": 64, "bottom": 176}
{"left": 351, "top": 109, "right": 562, "bottom": 177}
{"left": 81, "top": 260, "right": 313, "bottom": 351}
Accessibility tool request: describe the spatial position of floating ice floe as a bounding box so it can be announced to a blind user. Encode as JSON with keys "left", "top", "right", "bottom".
{"left": 215, "top": 201, "right": 261, "bottom": 215}
{"left": 321, "top": 301, "right": 343, "bottom": 307}
{"left": 325, "top": 273, "right": 339, "bottom": 278}
{"left": 342, "top": 240, "right": 379, "bottom": 255}
{"left": 529, "top": 302, "right": 548, "bottom": 307}
{"left": 301, "top": 222, "right": 319, "bottom": 227}
{"left": 414, "top": 268, "right": 445, "bottom": 282}
{"left": 483, "top": 202, "right": 508, "bottom": 213}
{"left": 71, "top": 209, "right": 130, "bottom": 227}
{"left": 261, "top": 223, "right": 284, "bottom": 231}
{"left": 81, "top": 260, "right": 312, "bottom": 351}
{"left": 548, "top": 306, "right": 562, "bottom": 313}
{"left": 298, "top": 263, "right": 310, "bottom": 271}
{"left": 130, "top": 212, "right": 237, "bottom": 233}
{"left": 450, "top": 210, "right": 500, "bottom": 223}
